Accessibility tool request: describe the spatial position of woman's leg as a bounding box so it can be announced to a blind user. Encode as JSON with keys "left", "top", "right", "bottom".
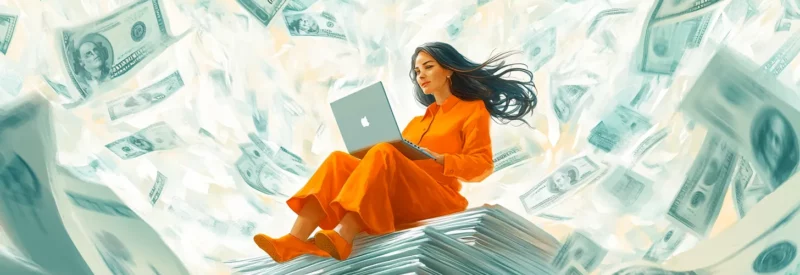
{"left": 286, "top": 151, "right": 360, "bottom": 237}
{"left": 289, "top": 196, "right": 325, "bottom": 240}
{"left": 315, "top": 143, "right": 469, "bottom": 260}
{"left": 254, "top": 150, "right": 359, "bottom": 263}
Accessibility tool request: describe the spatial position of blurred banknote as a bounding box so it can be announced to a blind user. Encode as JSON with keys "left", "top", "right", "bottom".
{"left": 492, "top": 143, "right": 532, "bottom": 173}
{"left": 148, "top": 172, "right": 167, "bottom": 205}
{"left": 283, "top": 10, "right": 347, "bottom": 40}
{"left": 284, "top": 0, "right": 320, "bottom": 11}
{"left": 732, "top": 157, "right": 771, "bottom": 218}
{"left": 760, "top": 31, "right": 800, "bottom": 76}
{"left": 607, "top": 262, "right": 695, "bottom": 275}
{"left": 237, "top": 0, "right": 289, "bottom": 27}
{"left": 552, "top": 231, "right": 607, "bottom": 273}
{"left": 0, "top": 247, "right": 45, "bottom": 275}
{"left": 520, "top": 156, "right": 602, "bottom": 214}
{"left": 667, "top": 134, "right": 737, "bottom": 237}
{"left": 643, "top": 225, "right": 687, "bottom": 263}
{"left": 236, "top": 133, "right": 309, "bottom": 197}
{"left": 636, "top": 0, "right": 719, "bottom": 75}
{"left": 551, "top": 84, "right": 590, "bottom": 123}
{"left": 107, "top": 71, "right": 184, "bottom": 121}
{"left": 0, "top": 93, "right": 95, "bottom": 274}
{"left": 680, "top": 46, "right": 800, "bottom": 191}
{"left": 445, "top": 5, "right": 477, "bottom": 40}
{"left": 613, "top": 170, "right": 800, "bottom": 274}
{"left": 586, "top": 8, "right": 634, "bottom": 37}
{"left": 522, "top": 27, "right": 556, "bottom": 71}
{"left": 105, "top": 121, "right": 184, "bottom": 160}
{"left": 58, "top": 0, "right": 185, "bottom": 103}
{"left": 588, "top": 105, "right": 653, "bottom": 152}
{"left": 630, "top": 128, "right": 669, "bottom": 164}
{"left": 593, "top": 166, "right": 654, "bottom": 213}
{"left": 61, "top": 158, "right": 108, "bottom": 185}
{"left": 61, "top": 171, "right": 190, "bottom": 274}
{"left": 0, "top": 10, "right": 18, "bottom": 55}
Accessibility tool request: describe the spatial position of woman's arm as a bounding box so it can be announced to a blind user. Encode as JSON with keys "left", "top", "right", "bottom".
{"left": 440, "top": 111, "right": 494, "bottom": 182}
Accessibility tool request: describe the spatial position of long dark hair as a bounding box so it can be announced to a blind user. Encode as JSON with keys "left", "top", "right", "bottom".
{"left": 408, "top": 42, "right": 537, "bottom": 126}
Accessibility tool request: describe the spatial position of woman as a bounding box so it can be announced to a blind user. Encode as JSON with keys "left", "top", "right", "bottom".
{"left": 253, "top": 42, "right": 538, "bottom": 262}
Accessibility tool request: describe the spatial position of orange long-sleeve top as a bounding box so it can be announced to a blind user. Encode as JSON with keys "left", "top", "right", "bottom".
{"left": 401, "top": 95, "right": 495, "bottom": 192}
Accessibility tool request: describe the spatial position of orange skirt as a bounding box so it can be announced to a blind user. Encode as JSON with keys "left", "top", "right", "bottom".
{"left": 286, "top": 142, "right": 468, "bottom": 235}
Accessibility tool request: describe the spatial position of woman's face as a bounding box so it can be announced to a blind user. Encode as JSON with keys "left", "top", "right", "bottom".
{"left": 414, "top": 51, "right": 452, "bottom": 95}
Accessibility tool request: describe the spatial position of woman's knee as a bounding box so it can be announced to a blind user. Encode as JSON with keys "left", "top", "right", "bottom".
{"left": 367, "top": 142, "right": 397, "bottom": 155}
{"left": 363, "top": 143, "right": 400, "bottom": 164}
{"left": 324, "top": 150, "right": 352, "bottom": 163}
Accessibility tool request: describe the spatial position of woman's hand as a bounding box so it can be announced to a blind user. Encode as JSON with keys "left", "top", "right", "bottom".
{"left": 420, "top": 147, "right": 444, "bottom": 165}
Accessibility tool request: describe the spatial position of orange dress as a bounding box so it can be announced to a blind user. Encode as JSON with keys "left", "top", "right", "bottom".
{"left": 286, "top": 96, "right": 494, "bottom": 235}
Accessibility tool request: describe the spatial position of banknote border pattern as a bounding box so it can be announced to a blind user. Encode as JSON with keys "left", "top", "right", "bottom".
{"left": 0, "top": 14, "right": 17, "bottom": 54}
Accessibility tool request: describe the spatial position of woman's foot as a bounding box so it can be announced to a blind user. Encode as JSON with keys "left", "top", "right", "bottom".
{"left": 313, "top": 230, "right": 353, "bottom": 261}
{"left": 253, "top": 234, "right": 330, "bottom": 263}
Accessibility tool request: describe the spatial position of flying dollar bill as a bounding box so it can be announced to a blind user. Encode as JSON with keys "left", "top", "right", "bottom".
{"left": 636, "top": 0, "right": 720, "bottom": 75}
{"left": 667, "top": 134, "right": 737, "bottom": 237}
{"left": 520, "top": 156, "right": 602, "bottom": 214}
{"left": 284, "top": 0, "right": 320, "bottom": 11}
{"left": 106, "top": 71, "right": 185, "bottom": 121}
{"left": 446, "top": 5, "right": 477, "bottom": 40}
{"left": 282, "top": 10, "right": 347, "bottom": 40}
{"left": 61, "top": 159, "right": 107, "bottom": 185}
{"left": 236, "top": 133, "right": 309, "bottom": 197}
{"left": 148, "top": 172, "right": 167, "bottom": 205}
{"left": 637, "top": 14, "right": 712, "bottom": 75}
{"left": 237, "top": 142, "right": 288, "bottom": 197}
{"left": 630, "top": 128, "right": 669, "bottom": 164}
{"left": 732, "top": 157, "right": 771, "bottom": 218}
{"left": 680, "top": 46, "right": 800, "bottom": 190}
{"left": 58, "top": 0, "right": 186, "bottom": 103}
{"left": 105, "top": 121, "right": 184, "bottom": 160}
{"left": 237, "top": 0, "right": 290, "bottom": 27}
{"left": 552, "top": 231, "right": 608, "bottom": 273}
{"left": 657, "top": 170, "right": 800, "bottom": 274}
{"left": 643, "top": 225, "right": 687, "bottom": 263}
{"left": 0, "top": 93, "right": 95, "bottom": 274}
{"left": 775, "top": 16, "right": 791, "bottom": 32}
{"left": 492, "top": 144, "right": 532, "bottom": 173}
{"left": 522, "top": 27, "right": 556, "bottom": 72}
{"left": 760, "top": 31, "right": 800, "bottom": 76}
{"left": 551, "top": 84, "right": 590, "bottom": 123}
{"left": 588, "top": 105, "right": 653, "bottom": 153}
{"left": 594, "top": 166, "right": 654, "bottom": 213}
{"left": 607, "top": 262, "right": 695, "bottom": 275}
{"left": 61, "top": 169, "right": 190, "bottom": 274}
{"left": 586, "top": 8, "right": 634, "bottom": 37}
{"left": 0, "top": 11, "right": 17, "bottom": 55}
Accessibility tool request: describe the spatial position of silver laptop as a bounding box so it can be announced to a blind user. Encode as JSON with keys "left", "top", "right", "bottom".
{"left": 330, "top": 81, "right": 435, "bottom": 160}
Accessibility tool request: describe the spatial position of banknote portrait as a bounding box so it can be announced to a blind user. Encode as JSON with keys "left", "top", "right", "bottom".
{"left": 750, "top": 107, "right": 799, "bottom": 188}
{"left": 286, "top": 14, "right": 320, "bottom": 35}
{"left": 69, "top": 33, "right": 114, "bottom": 94}
{"left": 0, "top": 154, "right": 41, "bottom": 206}
{"left": 548, "top": 165, "right": 579, "bottom": 193}
{"left": 128, "top": 136, "right": 154, "bottom": 152}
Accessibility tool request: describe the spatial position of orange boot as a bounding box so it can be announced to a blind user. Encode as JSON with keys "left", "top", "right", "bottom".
{"left": 313, "top": 230, "right": 353, "bottom": 260}
{"left": 253, "top": 234, "right": 330, "bottom": 263}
